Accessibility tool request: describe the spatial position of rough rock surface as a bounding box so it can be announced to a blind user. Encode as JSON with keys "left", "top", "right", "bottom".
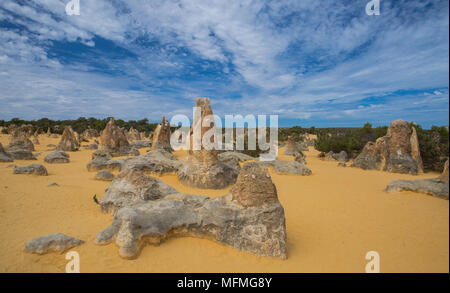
{"left": 0, "top": 143, "right": 13, "bottom": 162}
{"left": 323, "top": 151, "right": 348, "bottom": 162}
{"left": 439, "top": 159, "right": 449, "bottom": 183}
{"left": 256, "top": 160, "right": 312, "bottom": 176}
{"left": 218, "top": 151, "right": 256, "bottom": 162}
{"left": 95, "top": 163, "right": 287, "bottom": 260}
{"left": 338, "top": 162, "right": 347, "bottom": 167}
{"left": 84, "top": 143, "right": 98, "bottom": 150}
{"left": 294, "top": 154, "right": 307, "bottom": 165}
{"left": 6, "top": 129, "right": 35, "bottom": 152}
{"left": 127, "top": 127, "right": 141, "bottom": 141}
{"left": 13, "top": 164, "right": 48, "bottom": 176}
{"left": 98, "top": 168, "right": 178, "bottom": 214}
{"left": 352, "top": 120, "right": 423, "bottom": 174}
{"left": 385, "top": 159, "right": 449, "bottom": 199}
{"left": 99, "top": 118, "right": 131, "bottom": 156}
{"left": 283, "top": 137, "right": 308, "bottom": 156}
{"left": 8, "top": 149, "right": 36, "bottom": 160}
{"left": 177, "top": 98, "right": 239, "bottom": 189}
{"left": 81, "top": 128, "right": 99, "bottom": 139}
{"left": 32, "top": 138, "right": 40, "bottom": 145}
{"left": 44, "top": 151, "right": 70, "bottom": 164}
{"left": 57, "top": 126, "right": 80, "bottom": 151}
{"left": 130, "top": 140, "right": 152, "bottom": 149}
{"left": 24, "top": 233, "right": 84, "bottom": 254}
{"left": 94, "top": 171, "right": 115, "bottom": 181}
{"left": 152, "top": 116, "right": 172, "bottom": 151}
{"left": 86, "top": 150, "right": 120, "bottom": 172}
{"left": 115, "top": 149, "right": 181, "bottom": 175}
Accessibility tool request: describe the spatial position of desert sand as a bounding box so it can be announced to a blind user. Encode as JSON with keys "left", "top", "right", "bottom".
{"left": 0, "top": 134, "right": 448, "bottom": 273}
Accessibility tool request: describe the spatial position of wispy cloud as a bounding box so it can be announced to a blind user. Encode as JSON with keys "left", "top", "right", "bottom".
{"left": 0, "top": 0, "right": 448, "bottom": 127}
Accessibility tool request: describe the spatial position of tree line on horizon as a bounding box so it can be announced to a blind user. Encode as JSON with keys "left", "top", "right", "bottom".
{"left": 0, "top": 117, "right": 448, "bottom": 172}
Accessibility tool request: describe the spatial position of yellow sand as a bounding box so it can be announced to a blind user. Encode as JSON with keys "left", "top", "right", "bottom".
{"left": 0, "top": 134, "right": 448, "bottom": 273}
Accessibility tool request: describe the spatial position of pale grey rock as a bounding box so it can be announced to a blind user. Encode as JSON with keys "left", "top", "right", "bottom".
{"left": 385, "top": 178, "right": 449, "bottom": 200}
{"left": 8, "top": 149, "right": 36, "bottom": 160}
{"left": 254, "top": 160, "right": 312, "bottom": 175}
{"left": 94, "top": 171, "right": 115, "bottom": 181}
{"left": 98, "top": 168, "right": 179, "bottom": 214}
{"left": 95, "top": 163, "right": 287, "bottom": 260}
{"left": 0, "top": 143, "right": 13, "bottom": 162}
{"left": 44, "top": 151, "right": 70, "bottom": 164}
{"left": 24, "top": 233, "right": 84, "bottom": 254}
{"left": 130, "top": 140, "right": 151, "bottom": 149}
{"left": 13, "top": 164, "right": 48, "bottom": 176}
{"left": 46, "top": 182, "right": 59, "bottom": 187}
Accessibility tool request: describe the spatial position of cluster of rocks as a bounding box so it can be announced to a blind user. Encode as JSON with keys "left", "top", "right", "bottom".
{"left": 320, "top": 151, "right": 349, "bottom": 163}
{"left": 352, "top": 120, "right": 423, "bottom": 174}
{"left": 283, "top": 137, "right": 308, "bottom": 156}
{"left": 94, "top": 163, "right": 287, "bottom": 259}
{"left": 127, "top": 127, "right": 141, "bottom": 141}
{"left": 385, "top": 160, "right": 449, "bottom": 200}
{"left": 1, "top": 126, "right": 36, "bottom": 161}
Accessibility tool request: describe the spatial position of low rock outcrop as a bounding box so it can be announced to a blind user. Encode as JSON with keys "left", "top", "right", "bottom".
{"left": 13, "top": 164, "right": 48, "bottom": 176}
{"left": 57, "top": 126, "right": 80, "bottom": 152}
{"left": 385, "top": 159, "right": 449, "bottom": 200}
{"left": 352, "top": 120, "right": 423, "bottom": 174}
{"left": 6, "top": 127, "right": 35, "bottom": 152}
{"left": 256, "top": 160, "right": 312, "bottom": 176}
{"left": 127, "top": 127, "right": 141, "bottom": 141}
{"left": 7, "top": 149, "right": 36, "bottom": 160}
{"left": 24, "top": 233, "right": 84, "bottom": 254}
{"left": 95, "top": 163, "right": 287, "bottom": 260}
{"left": 44, "top": 151, "right": 70, "bottom": 164}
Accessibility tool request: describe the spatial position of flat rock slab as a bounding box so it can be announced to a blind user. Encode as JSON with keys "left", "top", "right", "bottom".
{"left": 385, "top": 178, "right": 449, "bottom": 200}
{"left": 13, "top": 164, "right": 48, "bottom": 176}
{"left": 24, "top": 233, "right": 84, "bottom": 254}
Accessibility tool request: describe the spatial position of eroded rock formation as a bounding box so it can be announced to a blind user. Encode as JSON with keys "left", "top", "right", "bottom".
{"left": 99, "top": 118, "right": 131, "bottom": 156}
{"left": 95, "top": 163, "right": 287, "bottom": 260}
{"left": 57, "top": 126, "right": 80, "bottom": 152}
{"left": 13, "top": 164, "right": 48, "bottom": 176}
{"left": 0, "top": 143, "right": 13, "bottom": 162}
{"left": 177, "top": 98, "right": 239, "bottom": 189}
{"left": 283, "top": 137, "right": 308, "bottom": 156}
{"left": 152, "top": 116, "right": 172, "bottom": 151}
{"left": 352, "top": 120, "right": 424, "bottom": 174}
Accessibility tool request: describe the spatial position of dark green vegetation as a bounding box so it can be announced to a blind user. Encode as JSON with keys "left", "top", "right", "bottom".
{"left": 314, "top": 122, "right": 448, "bottom": 172}
{"left": 0, "top": 117, "right": 159, "bottom": 136}
{"left": 314, "top": 123, "right": 388, "bottom": 158}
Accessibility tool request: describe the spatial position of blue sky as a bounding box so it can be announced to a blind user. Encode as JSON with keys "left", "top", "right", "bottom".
{"left": 0, "top": 0, "right": 448, "bottom": 128}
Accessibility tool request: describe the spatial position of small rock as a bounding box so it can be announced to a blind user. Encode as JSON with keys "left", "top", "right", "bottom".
{"left": 94, "top": 171, "right": 115, "bottom": 181}
{"left": 44, "top": 151, "right": 70, "bottom": 164}
{"left": 24, "top": 233, "right": 84, "bottom": 254}
{"left": 13, "top": 164, "right": 48, "bottom": 176}
{"left": 46, "top": 182, "right": 59, "bottom": 187}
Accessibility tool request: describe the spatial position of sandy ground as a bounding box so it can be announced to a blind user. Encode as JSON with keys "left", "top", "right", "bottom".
{"left": 0, "top": 134, "right": 448, "bottom": 273}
